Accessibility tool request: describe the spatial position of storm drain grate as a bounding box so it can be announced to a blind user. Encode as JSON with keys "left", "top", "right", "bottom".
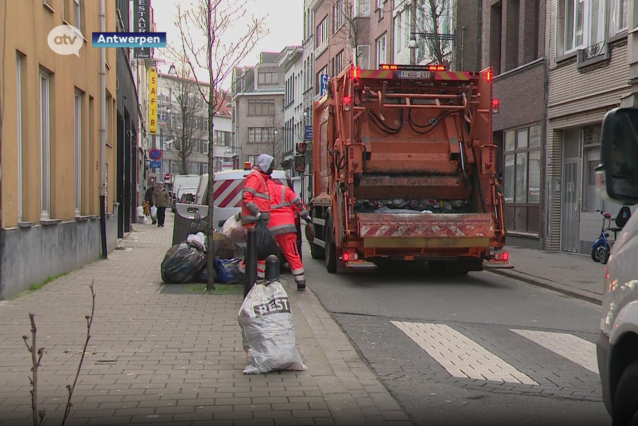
{"left": 64, "top": 350, "right": 93, "bottom": 356}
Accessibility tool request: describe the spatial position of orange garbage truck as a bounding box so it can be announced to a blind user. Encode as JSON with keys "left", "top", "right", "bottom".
{"left": 307, "top": 63, "right": 507, "bottom": 274}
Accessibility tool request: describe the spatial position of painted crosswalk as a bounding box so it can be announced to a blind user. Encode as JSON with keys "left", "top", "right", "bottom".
{"left": 392, "top": 321, "right": 599, "bottom": 385}
{"left": 391, "top": 321, "right": 538, "bottom": 384}
{"left": 511, "top": 329, "right": 598, "bottom": 374}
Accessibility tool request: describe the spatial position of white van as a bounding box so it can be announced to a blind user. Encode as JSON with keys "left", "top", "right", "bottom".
{"left": 172, "top": 175, "right": 200, "bottom": 209}
{"left": 594, "top": 107, "right": 638, "bottom": 426}
{"left": 194, "top": 169, "right": 291, "bottom": 228}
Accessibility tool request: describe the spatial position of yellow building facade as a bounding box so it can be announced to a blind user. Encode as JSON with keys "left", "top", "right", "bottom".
{"left": 0, "top": 0, "right": 119, "bottom": 298}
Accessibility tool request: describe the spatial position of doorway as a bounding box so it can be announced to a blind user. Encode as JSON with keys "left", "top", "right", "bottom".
{"left": 561, "top": 129, "right": 581, "bottom": 252}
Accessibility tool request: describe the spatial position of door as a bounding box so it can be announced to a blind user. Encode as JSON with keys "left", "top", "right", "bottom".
{"left": 561, "top": 129, "right": 581, "bottom": 252}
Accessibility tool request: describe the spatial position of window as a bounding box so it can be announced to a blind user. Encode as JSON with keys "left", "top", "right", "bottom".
{"left": 75, "top": 91, "right": 83, "bottom": 215}
{"left": 258, "top": 72, "right": 278, "bottom": 85}
{"left": 394, "top": 13, "right": 402, "bottom": 52}
{"left": 354, "top": 0, "right": 370, "bottom": 17}
{"left": 503, "top": 124, "right": 542, "bottom": 234}
{"left": 316, "top": 17, "right": 329, "bottom": 48}
{"left": 40, "top": 71, "right": 51, "bottom": 219}
{"left": 377, "top": 0, "right": 384, "bottom": 19}
{"left": 248, "top": 127, "right": 275, "bottom": 143}
{"left": 203, "top": 140, "right": 209, "bottom": 153}
{"left": 376, "top": 33, "right": 387, "bottom": 68}
{"left": 248, "top": 99, "right": 275, "bottom": 115}
{"left": 17, "top": 54, "right": 24, "bottom": 221}
{"left": 335, "top": 50, "right": 344, "bottom": 75}
{"left": 74, "top": 0, "right": 81, "bottom": 30}
{"left": 247, "top": 155, "right": 260, "bottom": 165}
{"left": 609, "top": 0, "right": 628, "bottom": 34}
{"left": 333, "top": 0, "right": 344, "bottom": 32}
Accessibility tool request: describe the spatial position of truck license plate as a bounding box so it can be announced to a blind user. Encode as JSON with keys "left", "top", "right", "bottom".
{"left": 398, "top": 70, "right": 431, "bottom": 79}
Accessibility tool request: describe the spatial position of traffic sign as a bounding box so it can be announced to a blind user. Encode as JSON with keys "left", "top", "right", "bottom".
{"left": 164, "top": 173, "right": 171, "bottom": 182}
{"left": 304, "top": 125, "right": 313, "bottom": 141}
{"left": 149, "top": 160, "right": 161, "bottom": 169}
{"left": 149, "top": 148, "right": 162, "bottom": 161}
{"left": 320, "top": 74, "right": 329, "bottom": 96}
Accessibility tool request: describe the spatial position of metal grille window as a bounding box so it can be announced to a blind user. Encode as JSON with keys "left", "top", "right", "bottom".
{"left": 503, "top": 124, "right": 542, "bottom": 234}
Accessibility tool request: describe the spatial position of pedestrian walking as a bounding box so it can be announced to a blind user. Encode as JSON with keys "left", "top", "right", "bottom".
{"left": 267, "top": 180, "right": 309, "bottom": 290}
{"left": 238, "top": 154, "right": 274, "bottom": 280}
{"left": 152, "top": 183, "right": 170, "bottom": 227}
{"left": 145, "top": 182, "right": 157, "bottom": 225}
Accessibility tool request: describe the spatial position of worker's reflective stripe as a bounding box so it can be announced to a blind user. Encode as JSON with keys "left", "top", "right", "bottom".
{"left": 244, "top": 201, "right": 260, "bottom": 215}
{"left": 291, "top": 267, "right": 304, "bottom": 276}
{"left": 243, "top": 187, "right": 257, "bottom": 195}
{"left": 269, "top": 224, "right": 297, "bottom": 235}
{"left": 253, "top": 192, "right": 271, "bottom": 200}
{"left": 252, "top": 170, "right": 270, "bottom": 196}
{"left": 293, "top": 273, "right": 305, "bottom": 283}
{"left": 241, "top": 212, "right": 270, "bottom": 225}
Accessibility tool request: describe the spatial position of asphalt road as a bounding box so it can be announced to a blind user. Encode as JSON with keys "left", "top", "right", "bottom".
{"left": 302, "top": 249, "right": 611, "bottom": 426}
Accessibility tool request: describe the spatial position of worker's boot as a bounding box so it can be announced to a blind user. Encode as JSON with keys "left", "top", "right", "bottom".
{"left": 296, "top": 280, "right": 306, "bottom": 291}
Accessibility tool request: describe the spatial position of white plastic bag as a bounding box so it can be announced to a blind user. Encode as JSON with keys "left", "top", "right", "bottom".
{"left": 222, "top": 214, "right": 241, "bottom": 238}
{"left": 150, "top": 206, "right": 158, "bottom": 219}
{"left": 238, "top": 281, "right": 306, "bottom": 375}
{"left": 186, "top": 232, "right": 206, "bottom": 252}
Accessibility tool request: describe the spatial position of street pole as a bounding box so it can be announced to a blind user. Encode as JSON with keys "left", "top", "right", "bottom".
{"left": 99, "top": 0, "right": 108, "bottom": 259}
{"left": 410, "top": 0, "right": 417, "bottom": 65}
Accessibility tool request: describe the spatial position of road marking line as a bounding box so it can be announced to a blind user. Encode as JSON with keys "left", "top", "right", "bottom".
{"left": 511, "top": 329, "right": 598, "bottom": 374}
{"left": 391, "top": 321, "right": 538, "bottom": 385}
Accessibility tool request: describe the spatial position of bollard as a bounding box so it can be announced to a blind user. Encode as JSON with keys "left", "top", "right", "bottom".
{"left": 244, "top": 227, "right": 257, "bottom": 298}
{"left": 264, "top": 255, "right": 280, "bottom": 281}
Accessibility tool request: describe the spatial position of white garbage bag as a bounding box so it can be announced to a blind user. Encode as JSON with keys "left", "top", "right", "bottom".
{"left": 238, "top": 281, "right": 307, "bottom": 375}
{"left": 186, "top": 232, "right": 206, "bottom": 252}
{"left": 222, "top": 213, "right": 241, "bottom": 238}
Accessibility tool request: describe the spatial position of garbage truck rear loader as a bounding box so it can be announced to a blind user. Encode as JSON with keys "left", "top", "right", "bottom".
{"left": 308, "top": 64, "right": 507, "bottom": 274}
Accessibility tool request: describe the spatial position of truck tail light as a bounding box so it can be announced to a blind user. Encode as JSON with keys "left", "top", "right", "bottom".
{"left": 493, "top": 252, "right": 509, "bottom": 262}
{"left": 342, "top": 250, "right": 359, "bottom": 262}
{"left": 343, "top": 96, "right": 352, "bottom": 111}
{"left": 492, "top": 99, "right": 500, "bottom": 114}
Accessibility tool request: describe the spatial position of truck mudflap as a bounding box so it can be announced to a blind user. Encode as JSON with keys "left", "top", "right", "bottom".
{"left": 357, "top": 213, "right": 495, "bottom": 249}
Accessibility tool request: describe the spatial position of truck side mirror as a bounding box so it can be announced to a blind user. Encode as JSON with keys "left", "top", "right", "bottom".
{"left": 598, "top": 107, "right": 638, "bottom": 205}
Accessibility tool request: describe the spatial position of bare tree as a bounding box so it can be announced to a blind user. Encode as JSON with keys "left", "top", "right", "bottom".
{"left": 173, "top": 0, "right": 268, "bottom": 290}
{"left": 332, "top": 0, "right": 369, "bottom": 68}
{"left": 264, "top": 115, "right": 285, "bottom": 168}
{"left": 162, "top": 66, "right": 207, "bottom": 175}
{"left": 414, "top": 0, "right": 454, "bottom": 67}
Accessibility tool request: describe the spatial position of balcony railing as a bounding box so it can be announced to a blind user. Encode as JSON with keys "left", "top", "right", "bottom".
{"left": 581, "top": 41, "right": 606, "bottom": 62}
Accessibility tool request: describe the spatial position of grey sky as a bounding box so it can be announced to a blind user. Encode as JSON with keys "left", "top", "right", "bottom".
{"left": 152, "top": 0, "right": 303, "bottom": 88}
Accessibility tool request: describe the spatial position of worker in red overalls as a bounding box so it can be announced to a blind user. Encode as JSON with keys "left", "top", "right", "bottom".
{"left": 267, "top": 179, "right": 309, "bottom": 290}
{"left": 237, "top": 154, "right": 274, "bottom": 280}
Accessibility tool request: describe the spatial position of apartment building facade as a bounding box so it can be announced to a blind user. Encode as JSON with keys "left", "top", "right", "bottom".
{"left": 545, "top": 0, "right": 630, "bottom": 254}
{"left": 232, "top": 51, "right": 288, "bottom": 168}
{"left": 482, "top": 0, "right": 547, "bottom": 249}
{"left": 156, "top": 73, "right": 233, "bottom": 179}
{"left": 280, "top": 47, "right": 307, "bottom": 199}
{"left": 0, "top": 0, "right": 119, "bottom": 299}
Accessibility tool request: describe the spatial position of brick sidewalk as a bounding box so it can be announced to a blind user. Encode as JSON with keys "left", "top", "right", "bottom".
{"left": 487, "top": 246, "right": 606, "bottom": 304}
{"left": 0, "top": 214, "right": 410, "bottom": 426}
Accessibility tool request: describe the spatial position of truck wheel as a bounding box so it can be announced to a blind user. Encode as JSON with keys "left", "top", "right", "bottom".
{"left": 310, "top": 243, "right": 325, "bottom": 260}
{"left": 612, "top": 361, "right": 638, "bottom": 426}
{"left": 325, "top": 221, "right": 338, "bottom": 274}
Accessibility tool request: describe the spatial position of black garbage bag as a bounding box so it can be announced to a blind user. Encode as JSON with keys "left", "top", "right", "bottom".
{"left": 255, "top": 218, "right": 279, "bottom": 261}
{"left": 196, "top": 265, "right": 220, "bottom": 284}
{"left": 161, "top": 243, "right": 206, "bottom": 284}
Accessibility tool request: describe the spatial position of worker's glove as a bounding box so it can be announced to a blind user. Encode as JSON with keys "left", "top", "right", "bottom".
{"left": 255, "top": 212, "right": 262, "bottom": 221}
{"left": 303, "top": 217, "right": 312, "bottom": 224}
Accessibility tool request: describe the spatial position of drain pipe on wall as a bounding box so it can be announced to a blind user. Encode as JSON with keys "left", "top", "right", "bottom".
{"left": 99, "top": 0, "right": 108, "bottom": 259}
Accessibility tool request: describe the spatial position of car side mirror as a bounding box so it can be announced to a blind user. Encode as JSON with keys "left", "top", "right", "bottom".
{"left": 598, "top": 107, "right": 638, "bottom": 205}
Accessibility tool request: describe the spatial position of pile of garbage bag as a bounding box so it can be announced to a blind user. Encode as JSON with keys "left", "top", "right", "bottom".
{"left": 238, "top": 280, "right": 306, "bottom": 374}
{"left": 160, "top": 231, "right": 244, "bottom": 284}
